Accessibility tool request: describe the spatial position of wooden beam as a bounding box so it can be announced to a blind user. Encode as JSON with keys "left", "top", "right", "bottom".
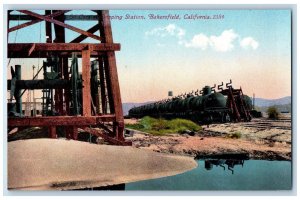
{"left": 62, "top": 57, "right": 70, "bottom": 115}
{"left": 70, "top": 24, "right": 99, "bottom": 43}
{"left": 52, "top": 12, "right": 65, "bottom": 115}
{"left": 8, "top": 10, "right": 70, "bottom": 33}
{"left": 8, "top": 115, "right": 116, "bottom": 127}
{"left": 45, "top": 10, "right": 53, "bottom": 43}
{"left": 101, "top": 11, "right": 123, "bottom": 118}
{"left": 8, "top": 43, "right": 120, "bottom": 52}
{"left": 82, "top": 49, "right": 91, "bottom": 116}
{"left": 53, "top": 10, "right": 66, "bottom": 43}
{"left": 100, "top": 10, "right": 124, "bottom": 140}
{"left": 48, "top": 126, "right": 57, "bottom": 138}
{"left": 98, "top": 56, "right": 108, "bottom": 114}
{"left": 9, "top": 14, "right": 99, "bottom": 21}
{"left": 83, "top": 127, "right": 132, "bottom": 146}
{"left": 18, "top": 10, "right": 102, "bottom": 41}
{"left": 7, "top": 51, "right": 107, "bottom": 58}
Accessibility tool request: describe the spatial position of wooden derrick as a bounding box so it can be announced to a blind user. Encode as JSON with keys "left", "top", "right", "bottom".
{"left": 7, "top": 10, "right": 130, "bottom": 145}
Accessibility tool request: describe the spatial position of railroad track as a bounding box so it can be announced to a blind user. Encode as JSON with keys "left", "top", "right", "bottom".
{"left": 241, "top": 117, "right": 291, "bottom": 131}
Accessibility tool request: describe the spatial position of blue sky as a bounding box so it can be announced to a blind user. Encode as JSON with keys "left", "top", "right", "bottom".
{"left": 8, "top": 10, "right": 291, "bottom": 102}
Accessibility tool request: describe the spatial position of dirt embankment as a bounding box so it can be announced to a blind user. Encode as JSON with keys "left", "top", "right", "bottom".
{"left": 8, "top": 139, "right": 197, "bottom": 190}
{"left": 8, "top": 115, "right": 291, "bottom": 161}
{"left": 125, "top": 115, "right": 292, "bottom": 160}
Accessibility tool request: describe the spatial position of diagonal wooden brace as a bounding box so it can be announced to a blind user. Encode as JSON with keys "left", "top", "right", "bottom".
{"left": 28, "top": 43, "right": 35, "bottom": 56}
{"left": 8, "top": 10, "right": 70, "bottom": 33}
{"left": 70, "top": 24, "right": 99, "bottom": 43}
{"left": 18, "top": 10, "right": 102, "bottom": 41}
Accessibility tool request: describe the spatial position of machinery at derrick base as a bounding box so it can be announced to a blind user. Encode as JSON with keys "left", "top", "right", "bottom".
{"left": 128, "top": 80, "right": 260, "bottom": 124}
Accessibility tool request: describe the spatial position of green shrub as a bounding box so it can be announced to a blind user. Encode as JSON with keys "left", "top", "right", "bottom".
{"left": 139, "top": 116, "right": 157, "bottom": 130}
{"left": 168, "top": 118, "right": 201, "bottom": 132}
{"left": 152, "top": 118, "right": 169, "bottom": 131}
{"left": 125, "top": 116, "right": 202, "bottom": 135}
{"left": 126, "top": 123, "right": 144, "bottom": 130}
{"left": 267, "top": 106, "right": 280, "bottom": 119}
{"left": 227, "top": 131, "right": 242, "bottom": 139}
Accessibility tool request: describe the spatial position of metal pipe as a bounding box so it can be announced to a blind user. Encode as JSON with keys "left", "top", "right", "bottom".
{"left": 32, "top": 65, "right": 36, "bottom": 116}
{"left": 7, "top": 79, "right": 70, "bottom": 90}
{"left": 15, "top": 65, "right": 22, "bottom": 116}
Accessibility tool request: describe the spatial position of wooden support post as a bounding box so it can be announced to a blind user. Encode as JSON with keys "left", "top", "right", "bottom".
{"left": 63, "top": 57, "right": 70, "bottom": 115}
{"left": 48, "top": 126, "right": 57, "bottom": 138}
{"left": 7, "top": 11, "right": 10, "bottom": 42}
{"left": 82, "top": 49, "right": 91, "bottom": 116}
{"left": 57, "top": 59, "right": 64, "bottom": 115}
{"left": 239, "top": 87, "right": 251, "bottom": 121}
{"left": 98, "top": 10, "right": 124, "bottom": 140}
{"left": 45, "top": 10, "right": 52, "bottom": 43}
{"left": 53, "top": 60, "right": 64, "bottom": 115}
{"left": 54, "top": 90, "right": 64, "bottom": 115}
{"left": 229, "top": 88, "right": 241, "bottom": 122}
{"left": 103, "top": 56, "right": 114, "bottom": 113}
{"left": 90, "top": 61, "right": 99, "bottom": 115}
{"left": 51, "top": 11, "right": 65, "bottom": 115}
{"left": 66, "top": 126, "right": 78, "bottom": 140}
{"left": 98, "top": 56, "right": 107, "bottom": 114}
{"left": 71, "top": 126, "right": 78, "bottom": 140}
{"left": 100, "top": 10, "right": 124, "bottom": 140}
{"left": 66, "top": 126, "right": 71, "bottom": 139}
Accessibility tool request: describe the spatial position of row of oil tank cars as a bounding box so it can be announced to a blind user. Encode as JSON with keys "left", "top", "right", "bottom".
{"left": 128, "top": 85, "right": 262, "bottom": 124}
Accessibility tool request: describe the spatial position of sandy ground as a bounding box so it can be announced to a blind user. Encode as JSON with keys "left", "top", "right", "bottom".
{"left": 8, "top": 115, "right": 291, "bottom": 161}
{"left": 125, "top": 114, "right": 291, "bottom": 160}
{"left": 8, "top": 139, "right": 197, "bottom": 190}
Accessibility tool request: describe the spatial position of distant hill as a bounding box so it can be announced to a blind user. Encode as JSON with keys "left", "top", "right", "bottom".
{"left": 122, "top": 96, "right": 292, "bottom": 116}
{"left": 122, "top": 102, "right": 153, "bottom": 116}
{"left": 252, "top": 96, "right": 291, "bottom": 107}
{"left": 258, "top": 103, "right": 291, "bottom": 113}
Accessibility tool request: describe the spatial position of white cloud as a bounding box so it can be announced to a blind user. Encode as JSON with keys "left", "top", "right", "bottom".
{"left": 165, "top": 24, "right": 176, "bottom": 34}
{"left": 184, "top": 34, "right": 209, "bottom": 49}
{"left": 146, "top": 26, "right": 259, "bottom": 52}
{"left": 209, "top": 29, "right": 239, "bottom": 52}
{"left": 145, "top": 24, "right": 186, "bottom": 39}
{"left": 240, "top": 37, "right": 259, "bottom": 50}
{"left": 182, "top": 29, "right": 239, "bottom": 52}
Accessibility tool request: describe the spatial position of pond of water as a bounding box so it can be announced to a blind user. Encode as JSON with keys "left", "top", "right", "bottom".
{"left": 125, "top": 159, "right": 292, "bottom": 190}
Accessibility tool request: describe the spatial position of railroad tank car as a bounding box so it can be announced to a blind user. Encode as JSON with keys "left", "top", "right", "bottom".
{"left": 128, "top": 82, "right": 253, "bottom": 124}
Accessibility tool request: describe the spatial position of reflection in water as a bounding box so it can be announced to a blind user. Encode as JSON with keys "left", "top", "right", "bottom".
{"left": 75, "top": 183, "right": 125, "bottom": 190}
{"left": 80, "top": 159, "right": 292, "bottom": 190}
{"left": 125, "top": 159, "right": 292, "bottom": 190}
{"left": 204, "top": 159, "right": 244, "bottom": 174}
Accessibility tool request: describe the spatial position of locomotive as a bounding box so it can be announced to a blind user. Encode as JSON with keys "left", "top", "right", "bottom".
{"left": 128, "top": 80, "right": 253, "bottom": 124}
